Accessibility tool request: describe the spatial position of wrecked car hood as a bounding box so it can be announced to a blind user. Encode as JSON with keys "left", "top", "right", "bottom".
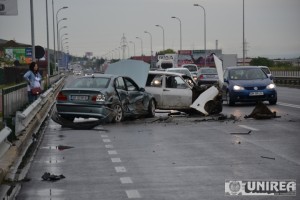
{"left": 105, "top": 59, "right": 150, "bottom": 88}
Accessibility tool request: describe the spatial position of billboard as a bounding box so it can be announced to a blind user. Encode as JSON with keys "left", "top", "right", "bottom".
{"left": 4, "top": 48, "right": 32, "bottom": 64}
{"left": 177, "top": 49, "right": 222, "bottom": 67}
{"left": 0, "top": 0, "right": 18, "bottom": 15}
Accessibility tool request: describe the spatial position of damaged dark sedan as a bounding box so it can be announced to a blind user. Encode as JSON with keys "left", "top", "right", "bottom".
{"left": 56, "top": 74, "right": 156, "bottom": 122}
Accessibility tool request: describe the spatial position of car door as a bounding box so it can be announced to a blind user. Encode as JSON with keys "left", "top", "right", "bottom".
{"left": 123, "top": 77, "right": 146, "bottom": 114}
{"left": 114, "top": 76, "right": 129, "bottom": 107}
{"left": 161, "top": 75, "right": 193, "bottom": 109}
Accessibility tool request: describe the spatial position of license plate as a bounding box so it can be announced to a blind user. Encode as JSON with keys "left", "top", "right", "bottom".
{"left": 249, "top": 92, "right": 264, "bottom": 96}
{"left": 71, "top": 95, "right": 89, "bottom": 101}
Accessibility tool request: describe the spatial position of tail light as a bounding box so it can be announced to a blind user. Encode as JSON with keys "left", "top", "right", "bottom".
{"left": 57, "top": 92, "right": 67, "bottom": 101}
{"left": 91, "top": 94, "right": 106, "bottom": 102}
{"left": 199, "top": 74, "right": 204, "bottom": 80}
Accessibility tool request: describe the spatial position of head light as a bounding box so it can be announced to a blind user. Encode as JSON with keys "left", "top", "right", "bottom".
{"left": 233, "top": 85, "right": 245, "bottom": 91}
{"left": 267, "top": 83, "right": 276, "bottom": 89}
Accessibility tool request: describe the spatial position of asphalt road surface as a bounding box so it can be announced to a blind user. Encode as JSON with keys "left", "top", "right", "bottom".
{"left": 15, "top": 86, "right": 300, "bottom": 199}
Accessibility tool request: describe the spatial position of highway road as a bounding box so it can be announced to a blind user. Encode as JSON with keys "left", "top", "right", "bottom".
{"left": 15, "top": 86, "right": 299, "bottom": 199}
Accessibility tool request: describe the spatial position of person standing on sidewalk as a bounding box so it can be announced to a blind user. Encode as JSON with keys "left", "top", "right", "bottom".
{"left": 23, "top": 62, "right": 42, "bottom": 103}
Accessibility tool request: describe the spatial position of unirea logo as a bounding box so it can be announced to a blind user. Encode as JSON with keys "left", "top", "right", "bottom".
{"left": 225, "top": 179, "right": 296, "bottom": 196}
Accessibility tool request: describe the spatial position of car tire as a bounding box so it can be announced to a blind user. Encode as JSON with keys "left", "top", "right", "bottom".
{"left": 112, "top": 104, "right": 123, "bottom": 122}
{"left": 60, "top": 115, "right": 75, "bottom": 122}
{"left": 269, "top": 98, "right": 277, "bottom": 105}
{"left": 147, "top": 99, "right": 156, "bottom": 117}
{"left": 226, "top": 92, "right": 235, "bottom": 106}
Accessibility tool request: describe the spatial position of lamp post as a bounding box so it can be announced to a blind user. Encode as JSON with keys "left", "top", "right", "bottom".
{"left": 144, "top": 31, "right": 153, "bottom": 67}
{"left": 129, "top": 41, "right": 136, "bottom": 56}
{"left": 194, "top": 3, "right": 207, "bottom": 67}
{"left": 57, "top": 17, "right": 67, "bottom": 52}
{"left": 136, "top": 37, "right": 143, "bottom": 56}
{"left": 55, "top": 6, "right": 67, "bottom": 72}
{"left": 155, "top": 24, "right": 165, "bottom": 51}
{"left": 46, "top": 0, "right": 50, "bottom": 78}
{"left": 58, "top": 27, "right": 67, "bottom": 58}
{"left": 171, "top": 16, "right": 182, "bottom": 50}
{"left": 30, "top": 0, "right": 35, "bottom": 61}
{"left": 243, "top": 0, "right": 245, "bottom": 65}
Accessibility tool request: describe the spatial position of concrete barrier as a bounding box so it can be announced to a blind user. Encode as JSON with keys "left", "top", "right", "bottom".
{"left": 0, "top": 126, "right": 11, "bottom": 159}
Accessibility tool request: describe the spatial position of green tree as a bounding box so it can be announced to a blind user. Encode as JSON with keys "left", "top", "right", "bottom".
{"left": 157, "top": 49, "right": 176, "bottom": 55}
{"left": 250, "top": 57, "right": 274, "bottom": 67}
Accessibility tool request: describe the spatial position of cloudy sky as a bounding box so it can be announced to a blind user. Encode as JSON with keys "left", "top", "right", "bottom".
{"left": 1, "top": 0, "right": 299, "bottom": 59}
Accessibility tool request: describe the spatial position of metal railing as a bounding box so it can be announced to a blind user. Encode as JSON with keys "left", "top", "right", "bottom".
{"left": 1, "top": 74, "right": 62, "bottom": 120}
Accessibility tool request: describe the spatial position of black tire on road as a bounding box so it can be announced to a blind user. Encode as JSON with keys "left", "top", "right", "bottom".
{"left": 226, "top": 92, "right": 235, "bottom": 106}
{"left": 147, "top": 99, "right": 156, "bottom": 117}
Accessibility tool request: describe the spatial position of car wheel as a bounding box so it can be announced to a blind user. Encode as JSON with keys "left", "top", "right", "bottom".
{"left": 147, "top": 99, "right": 156, "bottom": 117}
{"left": 226, "top": 92, "right": 235, "bottom": 106}
{"left": 269, "top": 98, "right": 277, "bottom": 105}
{"left": 60, "top": 115, "right": 75, "bottom": 122}
{"left": 112, "top": 104, "right": 123, "bottom": 122}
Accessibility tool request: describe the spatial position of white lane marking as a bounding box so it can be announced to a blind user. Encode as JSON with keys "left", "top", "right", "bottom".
{"left": 238, "top": 125, "right": 259, "bottom": 131}
{"left": 101, "top": 134, "right": 108, "bottom": 138}
{"left": 115, "top": 166, "right": 127, "bottom": 173}
{"left": 108, "top": 150, "right": 118, "bottom": 155}
{"left": 103, "top": 139, "right": 111, "bottom": 143}
{"left": 120, "top": 177, "right": 133, "bottom": 184}
{"left": 126, "top": 190, "right": 141, "bottom": 198}
{"left": 111, "top": 158, "right": 122, "bottom": 163}
{"left": 105, "top": 144, "right": 114, "bottom": 149}
{"left": 277, "top": 102, "right": 300, "bottom": 109}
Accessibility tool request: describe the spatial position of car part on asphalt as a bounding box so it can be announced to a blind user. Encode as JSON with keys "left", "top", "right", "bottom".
{"left": 244, "top": 101, "right": 279, "bottom": 119}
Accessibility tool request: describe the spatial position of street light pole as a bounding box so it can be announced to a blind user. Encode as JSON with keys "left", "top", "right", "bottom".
{"left": 129, "top": 41, "right": 136, "bottom": 56}
{"left": 51, "top": 0, "right": 56, "bottom": 72}
{"left": 144, "top": 31, "right": 153, "bottom": 67}
{"left": 136, "top": 37, "right": 143, "bottom": 56}
{"left": 171, "top": 16, "right": 182, "bottom": 50}
{"left": 194, "top": 4, "right": 207, "bottom": 67}
{"left": 243, "top": 0, "right": 245, "bottom": 65}
{"left": 57, "top": 17, "right": 67, "bottom": 52}
{"left": 155, "top": 24, "right": 165, "bottom": 51}
{"left": 30, "top": 0, "right": 35, "bottom": 61}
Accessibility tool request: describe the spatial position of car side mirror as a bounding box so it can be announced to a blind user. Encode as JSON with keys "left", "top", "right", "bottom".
{"left": 268, "top": 74, "right": 273, "bottom": 80}
{"left": 139, "top": 87, "right": 145, "bottom": 92}
{"left": 224, "top": 78, "right": 228, "bottom": 83}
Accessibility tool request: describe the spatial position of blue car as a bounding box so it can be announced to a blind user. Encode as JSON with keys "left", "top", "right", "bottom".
{"left": 222, "top": 66, "right": 277, "bottom": 106}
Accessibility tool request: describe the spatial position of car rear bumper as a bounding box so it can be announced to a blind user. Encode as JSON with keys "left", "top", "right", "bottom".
{"left": 56, "top": 103, "right": 114, "bottom": 119}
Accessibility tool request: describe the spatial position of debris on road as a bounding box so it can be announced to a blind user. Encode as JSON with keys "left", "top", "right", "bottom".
{"left": 42, "top": 172, "right": 66, "bottom": 181}
{"left": 230, "top": 130, "right": 252, "bottom": 135}
{"left": 260, "top": 156, "right": 276, "bottom": 160}
{"left": 244, "top": 101, "right": 279, "bottom": 119}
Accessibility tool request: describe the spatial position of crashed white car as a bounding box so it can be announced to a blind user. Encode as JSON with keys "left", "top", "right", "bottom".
{"left": 145, "top": 71, "right": 223, "bottom": 115}
{"left": 105, "top": 58, "right": 223, "bottom": 115}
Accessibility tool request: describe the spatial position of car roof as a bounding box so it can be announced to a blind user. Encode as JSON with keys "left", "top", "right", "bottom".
{"left": 81, "top": 73, "right": 117, "bottom": 78}
{"left": 226, "top": 66, "right": 261, "bottom": 70}
{"left": 166, "top": 67, "right": 189, "bottom": 71}
{"left": 149, "top": 70, "right": 184, "bottom": 76}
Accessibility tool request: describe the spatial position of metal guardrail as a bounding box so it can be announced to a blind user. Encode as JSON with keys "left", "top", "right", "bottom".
{"left": 0, "top": 76, "right": 64, "bottom": 186}
{"left": 0, "top": 126, "right": 11, "bottom": 159}
{"left": 1, "top": 74, "right": 62, "bottom": 120}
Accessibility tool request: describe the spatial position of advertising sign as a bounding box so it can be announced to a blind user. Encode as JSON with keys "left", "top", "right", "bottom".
{"left": 0, "top": 0, "right": 18, "bottom": 15}
{"left": 5, "top": 48, "right": 32, "bottom": 64}
{"left": 177, "top": 49, "right": 222, "bottom": 67}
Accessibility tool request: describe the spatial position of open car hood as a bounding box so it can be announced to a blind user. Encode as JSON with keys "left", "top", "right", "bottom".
{"left": 105, "top": 60, "right": 150, "bottom": 88}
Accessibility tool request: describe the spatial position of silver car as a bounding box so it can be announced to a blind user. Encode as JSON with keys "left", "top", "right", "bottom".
{"left": 56, "top": 74, "right": 156, "bottom": 122}
{"left": 196, "top": 67, "right": 219, "bottom": 86}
